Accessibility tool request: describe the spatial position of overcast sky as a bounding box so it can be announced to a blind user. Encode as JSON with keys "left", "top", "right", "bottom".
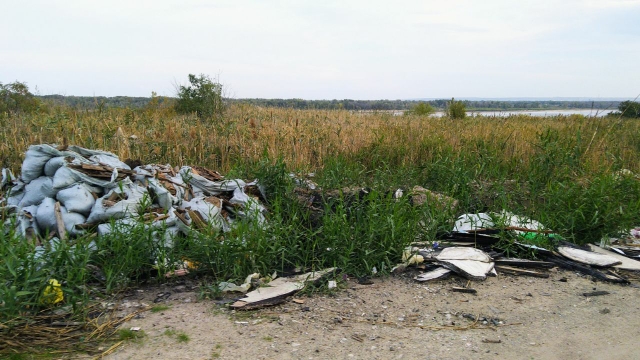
{"left": 2, "top": 0, "right": 639, "bottom": 99}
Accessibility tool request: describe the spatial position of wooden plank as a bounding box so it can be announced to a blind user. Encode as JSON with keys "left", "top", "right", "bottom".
{"left": 54, "top": 202, "right": 67, "bottom": 241}
{"left": 495, "top": 258, "right": 554, "bottom": 269}
{"left": 451, "top": 286, "right": 477, "bottom": 294}
{"left": 495, "top": 265, "right": 549, "bottom": 278}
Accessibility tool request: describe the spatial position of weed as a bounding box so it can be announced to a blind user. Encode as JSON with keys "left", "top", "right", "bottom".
{"left": 176, "top": 332, "right": 190, "bottom": 343}
{"left": 151, "top": 305, "right": 170, "bottom": 313}
{"left": 117, "top": 329, "right": 146, "bottom": 342}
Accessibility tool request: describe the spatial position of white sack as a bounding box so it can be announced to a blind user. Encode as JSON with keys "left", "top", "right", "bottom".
{"left": 21, "top": 145, "right": 60, "bottom": 182}
{"left": 62, "top": 211, "right": 86, "bottom": 237}
{"left": 56, "top": 183, "right": 95, "bottom": 216}
{"left": 44, "top": 157, "right": 66, "bottom": 177}
{"left": 35, "top": 197, "right": 59, "bottom": 235}
{"left": 18, "top": 176, "right": 57, "bottom": 207}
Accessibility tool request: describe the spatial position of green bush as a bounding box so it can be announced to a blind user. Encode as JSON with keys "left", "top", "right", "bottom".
{"left": 0, "top": 81, "right": 41, "bottom": 116}
{"left": 446, "top": 97, "right": 466, "bottom": 119}
{"left": 406, "top": 102, "right": 435, "bottom": 116}
{"left": 618, "top": 100, "right": 640, "bottom": 118}
{"left": 175, "top": 74, "right": 225, "bottom": 120}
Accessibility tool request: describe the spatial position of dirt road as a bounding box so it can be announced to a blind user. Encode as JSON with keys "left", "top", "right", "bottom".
{"left": 107, "top": 269, "right": 640, "bottom": 360}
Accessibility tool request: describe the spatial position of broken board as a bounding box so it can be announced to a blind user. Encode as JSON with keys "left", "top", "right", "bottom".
{"left": 587, "top": 244, "right": 640, "bottom": 271}
{"left": 440, "top": 260, "right": 495, "bottom": 280}
{"left": 558, "top": 246, "right": 621, "bottom": 267}
{"left": 436, "top": 247, "right": 493, "bottom": 262}
{"left": 231, "top": 268, "right": 336, "bottom": 309}
{"left": 436, "top": 247, "right": 495, "bottom": 280}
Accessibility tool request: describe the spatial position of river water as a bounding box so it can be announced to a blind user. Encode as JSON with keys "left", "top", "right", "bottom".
{"left": 432, "top": 109, "right": 616, "bottom": 117}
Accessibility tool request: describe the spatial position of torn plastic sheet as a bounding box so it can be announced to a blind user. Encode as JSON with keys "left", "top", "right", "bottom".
{"left": 1, "top": 168, "right": 15, "bottom": 189}
{"left": 219, "top": 273, "right": 259, "bottom": 293}
{"left": 229, "top": 186, "right": 266, "bottom": 226}
{"left": 453, "top": 213, "right": 494, "bottom": 233}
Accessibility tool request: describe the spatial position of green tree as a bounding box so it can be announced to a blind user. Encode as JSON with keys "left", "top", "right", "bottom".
{"left": 446, "top": 97, "right": 466, "bottom": 119}
{"left": 0, "top": 81, "right": 41, "bottom": 115}
{"left": 618, "top": 101, "right": 640, "bottom": 118}
{"left": 175, "top": 74, "right": 225, "bottom": 119}
{"left": 406, "top": 102, "right": 435, "bottom": 116}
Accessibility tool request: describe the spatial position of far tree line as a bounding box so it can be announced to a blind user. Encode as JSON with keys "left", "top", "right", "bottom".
{"left": 2, "top": 75, "right": 638, "bottom": 119}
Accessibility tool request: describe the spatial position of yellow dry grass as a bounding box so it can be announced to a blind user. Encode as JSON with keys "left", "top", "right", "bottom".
{"left": 1, "top": 105, "right": 638, "bottom": 174}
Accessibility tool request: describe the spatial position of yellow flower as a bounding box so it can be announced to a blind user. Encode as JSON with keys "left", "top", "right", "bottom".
{"left": 41, "top": 279, "right": 64, "bottom": 306}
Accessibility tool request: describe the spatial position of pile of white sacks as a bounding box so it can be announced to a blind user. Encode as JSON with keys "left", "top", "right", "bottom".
{"left": 1, "top": 144, "right": 266, "bottom": 245}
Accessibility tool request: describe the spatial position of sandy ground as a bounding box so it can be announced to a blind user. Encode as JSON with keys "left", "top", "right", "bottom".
{"left": 105, "top": 269, "right": 640, "bottom": 360}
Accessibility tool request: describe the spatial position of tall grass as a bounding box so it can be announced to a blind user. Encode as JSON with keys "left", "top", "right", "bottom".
{"left": 1, "top": 105, "right": 640, "bottom": 344}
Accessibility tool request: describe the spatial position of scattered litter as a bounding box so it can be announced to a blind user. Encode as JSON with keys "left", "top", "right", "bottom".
{"left": 231, "top": 268, "right": 336, "bottom": 309}
{"left": 414, "top": 267, "right": 452, "bottom": 282}
{"left": 292, "top": 298, "right": 305, "bottom": 304}
{"left": 219, "top": 273, "right": 259, "bottom": 293}
{"left": 129, "top": 327, "right": 141, "bottom": 331}
{"left": 582, "top": 291, "right": 610, "bottom": 297}
{"left": 451, "top": 286, "right": 477, "bottom": 294}
{"left": 40, "top": 279, "right": 64, "bottom": 306}
{"left": 482, "top": 338, "right": 502, "bottom": 344}
{"left": 402, "top": 246, "right": 424, "bottom": 265}
{"left": 328, "top": 280, "right": 337, "bottom": 289}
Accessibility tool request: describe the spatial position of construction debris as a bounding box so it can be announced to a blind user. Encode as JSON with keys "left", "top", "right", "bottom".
{"left": 1, "top": 144, "right": 267, "bottom": 250}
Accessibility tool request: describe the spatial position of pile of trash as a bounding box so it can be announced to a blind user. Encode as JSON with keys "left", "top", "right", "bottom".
{"left": 0, "top": 144, "right": 266, "bottom": 245}
{"left": 401, "top": 212, "right": 640, "bottom": 286}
